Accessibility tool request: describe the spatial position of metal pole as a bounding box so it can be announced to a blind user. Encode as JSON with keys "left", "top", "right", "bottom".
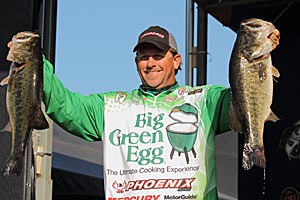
{"left": 185, "top": 0, "right": 194, "bottom": 86}
{"left": 196, "top": 4, "right": 207, "bottom": 86}
{"left": 43, "top": 0, "right": 57, "bottom": 64}
{"left": 32, "top": 0, "right": 57, "bottom": 199}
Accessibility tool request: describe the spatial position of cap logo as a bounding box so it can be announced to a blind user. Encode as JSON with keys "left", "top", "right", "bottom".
{"left": 140, "top": 31, "right": 165, "bottom": 39}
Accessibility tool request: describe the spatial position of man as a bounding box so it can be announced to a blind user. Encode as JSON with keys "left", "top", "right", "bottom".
{"left": 43, "top": 25, "right": 231, "bottom": 200}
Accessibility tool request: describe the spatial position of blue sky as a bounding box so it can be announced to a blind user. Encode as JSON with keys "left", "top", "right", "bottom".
{"left": 55, "top": 0, "right": 236, "bottom": 95}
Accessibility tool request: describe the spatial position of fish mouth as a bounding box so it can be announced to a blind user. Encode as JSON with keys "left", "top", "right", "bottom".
{"left": 239, "top": 18, "right": 278, "bottom": 60}
{"left": 14, "top": 32, "right": 40, "bottom": 45}
{"left": 241, "top": 18, "right": 275, "bottom": 35}
{"left": 15, "top": 31, "right": 40, "bottom": 40}
{"left": 241, "top": 18, "right": 262, "bottom": 26}
{"left": 7, "top": 32, "right": 40, "bottom": 63}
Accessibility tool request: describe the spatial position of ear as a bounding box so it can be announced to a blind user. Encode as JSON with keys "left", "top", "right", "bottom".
{"left": 173, "top": 54, "right": 181, "bottom": 70}
{"left": 135, "top": 56, "right": 139, "bottom": 71}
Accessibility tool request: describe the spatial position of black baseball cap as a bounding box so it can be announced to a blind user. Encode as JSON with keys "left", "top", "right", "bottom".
{"left": 133, "top": 26, "right": 178, "bottom": 53}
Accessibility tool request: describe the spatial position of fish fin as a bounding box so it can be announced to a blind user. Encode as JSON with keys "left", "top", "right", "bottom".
{"left": 33, "top": 109, "right": 49, "bottom": 130}
{"left": 272, "top": 66, "right": 280, "bottom": 78}
{"left": 15, "top": 64, "right": 26, "bottom": 72}
{"left": 266, "top": 110, "right": 280, "bottom": 122}
{"left": 0, "top": 121, "right": 12, "bottom": 133}
{"left": 7, "top": 41, "right": 12, "bottom": 48}
{"left": 273, "top": 76, "right": 279, "bottom": 83}
{"left": 228, "top": 103, "right": 243, "bottom": 133}
{"left": 0, "top": 76, "right": 9, "bottom": 86}
{"left": 242, "top": 144, "right": 266, "bottom": 170}
{"left": 2, "top": 156, "right": 24, "bottom": 176}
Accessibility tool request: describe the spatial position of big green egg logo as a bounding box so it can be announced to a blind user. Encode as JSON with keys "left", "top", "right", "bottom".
{"left": 109, "top": 112, "right": 165, "bottom": 165}
{"left": 108, "top": 103, "right": 199, "bottom": 166}
{"left": 166, "top": 103, "right": 199, "bottom": 164}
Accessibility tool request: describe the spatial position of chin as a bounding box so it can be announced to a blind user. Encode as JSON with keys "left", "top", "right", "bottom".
{"left": 147, "top": 85, "right": 159, "bottom": 89}
{"left": 145, "top": 81, "right": 159, "bottom": 88}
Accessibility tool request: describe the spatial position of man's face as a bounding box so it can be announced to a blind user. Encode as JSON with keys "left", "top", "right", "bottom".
{"left": 135, "top": 44, "right": 181, "bottom": 89}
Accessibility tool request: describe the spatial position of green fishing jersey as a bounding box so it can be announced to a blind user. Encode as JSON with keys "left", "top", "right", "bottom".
{"left": 43, "top": 57, "right": 231, "bottom": 200}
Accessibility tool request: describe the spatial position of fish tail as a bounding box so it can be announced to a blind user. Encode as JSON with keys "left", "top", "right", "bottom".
{"left": 33, "top": 108, "right": 49, "bottom": 130}
{"left": 242, "top": 143, "right": 266, "bottom": 170}
{"left": 2, "top": 156, "right": 24, "bottom": 176}
{"left": 0, "top": 121, "right": 12, "bottom": 133}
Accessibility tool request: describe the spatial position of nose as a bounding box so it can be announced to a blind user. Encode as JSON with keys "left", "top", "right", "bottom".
{"left": 146, "top": 56, "right": 157, "bottom": 67}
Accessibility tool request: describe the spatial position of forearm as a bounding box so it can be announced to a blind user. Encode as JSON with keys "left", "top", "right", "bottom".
{"left": 205, "top": 85, "right": 232, "bottom": 134}
{"left": 218, "top": 88, "right": 231, "bottom": 133}
{"left": 42, "top": 57, "right": 104, "bottom": 141}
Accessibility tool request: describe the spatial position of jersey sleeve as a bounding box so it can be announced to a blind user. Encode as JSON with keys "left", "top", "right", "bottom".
{"left": 42, "top": 56, "right": 104, "bottom": 141}
{"left": 206, "top": 85, "right": 232, "bottom": 135}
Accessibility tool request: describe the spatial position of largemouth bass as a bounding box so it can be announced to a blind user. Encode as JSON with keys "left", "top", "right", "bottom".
{"left": 0, "top": 31, "right": 49, "bottom": 176}
{"left": 228, "top": 18, "right": 280, "bottom": 170}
